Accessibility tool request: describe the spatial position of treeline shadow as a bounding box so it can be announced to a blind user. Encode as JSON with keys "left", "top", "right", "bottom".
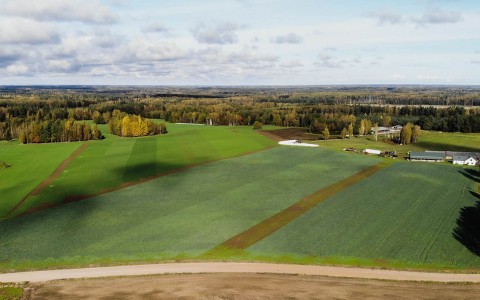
{"left": 459, "top": 169, "right": 480, "bottom": 184}
{"left": 453, "top": 190, "right": 480, "bottom": 256}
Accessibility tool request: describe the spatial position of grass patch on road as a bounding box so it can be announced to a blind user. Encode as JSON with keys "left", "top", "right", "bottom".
{"left": 0, "top": 285, "right": 22, "bottom": 300}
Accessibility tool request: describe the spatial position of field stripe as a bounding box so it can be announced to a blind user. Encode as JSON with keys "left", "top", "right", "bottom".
{"left": 4, "top": 142, "right": 90, "bottom": 218}
{"left": 208, "top": 161, "right": 392, "bottom": 252}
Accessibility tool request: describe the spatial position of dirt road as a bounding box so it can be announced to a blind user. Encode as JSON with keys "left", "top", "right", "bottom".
{"left": 26, "top": 273, "right": 480, "bottom": 300}
{"left": 1, "top": 262, "right": 480, "bottom": 283}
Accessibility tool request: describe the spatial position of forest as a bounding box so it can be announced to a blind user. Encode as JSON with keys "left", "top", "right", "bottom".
{"left": 0, "top": 86, "right": 479, "bottom": 142}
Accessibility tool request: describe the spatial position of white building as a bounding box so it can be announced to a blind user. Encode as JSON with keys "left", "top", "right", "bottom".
{"left": 364, "top": 149, "right": 382, "bottom": 155}
{"left": 453, "top": 155, "right": 478, "bottom": 166}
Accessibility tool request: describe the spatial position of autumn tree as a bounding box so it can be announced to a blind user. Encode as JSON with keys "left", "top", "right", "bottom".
{"left": 412, "top": 125, "right": 421, "bottom": 143}
{"left": 400, "top": 122, "right": 413, "bottom": 145}
{"left": 253, "top": 120, "right": 262, "bottom": 130}
{"left": 322, "top": 127, "right": 330, "bottom": 140}
{"left": 358, "top": 119, "right": 365, "bottom": 136}
{"left": 348, "top": 123, "right": 354, "bottom": 138}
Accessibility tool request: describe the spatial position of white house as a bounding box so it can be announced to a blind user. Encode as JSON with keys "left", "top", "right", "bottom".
{"left": 453, "top": 155, "right": 478, "bottom": 166}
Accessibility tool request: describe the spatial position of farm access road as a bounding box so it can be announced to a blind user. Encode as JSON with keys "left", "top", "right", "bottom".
{"left": 1, "top": 262, "right": 480, "bottom": 283}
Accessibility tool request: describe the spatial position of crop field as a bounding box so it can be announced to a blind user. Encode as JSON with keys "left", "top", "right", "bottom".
{"left": 248, "top": 162, "right": 480, "bottom": 270}
{"left": 1, "top": 124, "right": 479, "bottom": 272}
{"left": 0, "top": 147, "right": 379, "bottom": 271}
{"left": 1, "top": 123, "right": 276, "bottom": 218}
{"left": 0, "top": 142, "right": 81, "bottom": 218}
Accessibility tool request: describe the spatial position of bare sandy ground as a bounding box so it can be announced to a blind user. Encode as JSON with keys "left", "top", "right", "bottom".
{"left": 2, "top": 262, "right": 480, "bottom": 284}
{"left": 25, "top": 273, "right": 480, "bottom": 300}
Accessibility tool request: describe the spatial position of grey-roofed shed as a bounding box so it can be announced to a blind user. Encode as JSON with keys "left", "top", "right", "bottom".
{"left": 409, "top": 152, "right": 445, "bottom": 161}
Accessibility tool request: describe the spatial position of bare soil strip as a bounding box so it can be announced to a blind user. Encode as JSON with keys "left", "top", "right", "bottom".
{"left": 1, "top": 262, "right": 480, "bottom": 283}
{"left": 5, "top": 142, "right": 90, "bottom": 218}
{"left": 209, "top": 161, "right": 390, "bottom": 251}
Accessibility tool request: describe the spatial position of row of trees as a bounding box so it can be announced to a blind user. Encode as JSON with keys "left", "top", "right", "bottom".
{"left": 18, "top": 120, "right": 103, "bottom": 144}
{"left": 108, "top": 110, "right": 167, "bottom": 137}
{"left": 1, "top": 90, "right": 479, "bottom": 142}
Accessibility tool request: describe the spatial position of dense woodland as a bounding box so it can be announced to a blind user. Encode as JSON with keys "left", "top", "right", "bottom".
{"left": 0, "top": 86, "right": 479, "bottom": 142}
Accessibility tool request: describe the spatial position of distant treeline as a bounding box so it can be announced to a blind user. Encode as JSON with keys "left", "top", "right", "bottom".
{"left": 0, "top": 88, "right": 479, "bottom": 142}
{"left": 17, "top": 120, "right": 103, "bottom": 144}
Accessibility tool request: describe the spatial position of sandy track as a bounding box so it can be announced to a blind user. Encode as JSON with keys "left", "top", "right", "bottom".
{"left": 1, "top": 262, "right": 480, "bottom": 283}
{"left": 26, "top": 273, "right": 480, "bottom": 300}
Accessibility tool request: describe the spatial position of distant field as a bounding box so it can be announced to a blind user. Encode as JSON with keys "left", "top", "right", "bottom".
{"left": 0, "top": 147, "right": 379, "bottom": 271}
{"left": 249, "top": 162, "right": 480, "bottom": 270}
{"left": 314, "top": 131, "right": 480, "bottom": 155}
{"left": 2, "top": 123, "right": 275, "bottom": 218}
{"left": 0, "top": 142, "right": 81, "bottom": 218}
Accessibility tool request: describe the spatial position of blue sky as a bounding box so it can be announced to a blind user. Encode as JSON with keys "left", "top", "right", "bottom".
{"left": 0, "top": 0, "right": 479, "bottom": 85}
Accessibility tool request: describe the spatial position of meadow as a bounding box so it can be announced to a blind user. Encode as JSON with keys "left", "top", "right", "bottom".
{"left": 248, "top": 162, "right": 480, "bottom": 270}
{"left": 1, "top": 123, "right": 275, "bottom": 218}
{"left": 0, "top": 142, "right": 81, "bottom": 218}
{"left": 0, "top": 147, "right": 379, "bottom": 271}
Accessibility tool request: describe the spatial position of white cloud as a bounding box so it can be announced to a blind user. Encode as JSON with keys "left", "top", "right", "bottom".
{"left": 271, "top": 32, "right": 303, "bottom": 44}
{"left": 412, "top": 8, "right": 463, "bottom": 26}
{"left": 1, "top": 0, "right": 117, "bottom": 24}
{"left": 367, "top": 11, "right": 404, "bottom": 25}
{"left": 191, "top": 22, "right": 241, "bottom": 44}
{"left": 0, "top": 18, "right": 59, "bottom": 44}
{"left": 142, "top": 23, "right": 170, "bottom": 33}
{"left": 279, "top": 60, "right": 303, "bottom": 68}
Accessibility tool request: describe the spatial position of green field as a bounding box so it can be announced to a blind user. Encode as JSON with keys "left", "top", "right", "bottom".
{"left": 1, "top": 123, "right": 275, "bottom": 218}
{"left": 1, "top": 125, "right": 479, "bottom": 272}
{"left": 248, "top": 162, "right": 480, "bottom": 270}
{"left": 315, "top": 131, "right": 480, "bottom": 155}
{"left": 0, "top": 142, "right": 81, "bottom": 218}
{"left": 0, "top": 147, "right": 379, "bottom": 271}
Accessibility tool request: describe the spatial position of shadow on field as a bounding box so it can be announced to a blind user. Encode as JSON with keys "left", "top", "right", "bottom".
{"left": 116, "top": 161, "right": 190, "bottom": 183}
{"left": 453, "top": 168, "right": 480, "bottom": 256}
{"left": 454, "top": 199, "right": 480, "bottom": 256}
{"left": 459, "top": 169, "right": 480, "bottom": 184}
{"left": 415, "top": 141, "right": 480, "bottom": 152}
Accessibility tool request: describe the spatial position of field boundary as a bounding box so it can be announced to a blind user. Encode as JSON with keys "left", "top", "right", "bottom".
{"left": 4, "top": 142, "right": 90, "bottom": 219}
{"left": 207, "top": 161, "right": 391, "bottom": 252}
{"left": 1, "top": 262, "right": 480, "bottom": 283}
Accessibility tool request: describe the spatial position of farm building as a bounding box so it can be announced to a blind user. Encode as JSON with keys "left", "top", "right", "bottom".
{"left": 371, "top": 125, "right": 402, "bottom": 136}
{"left": 409, "top": 152, "right": 445, "bottom": 162}
{"left": 364, "top": 149, "right": 382, "bottom": 155}
{"left": 453, "top": 155, "right": 478, "bottom": 166}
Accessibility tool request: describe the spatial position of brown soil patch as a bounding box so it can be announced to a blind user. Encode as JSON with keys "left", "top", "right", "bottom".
{"left": 209, "top": 162, "right": 389, "bottom": 251}
{"left": 6, "top": 142, "right": 90, "bottom": 218}
{"left": 259, "top": 128, "right": 321, "bottom": 141}
{"left": 25, "top": 273, "right": 480, "bottom": 300}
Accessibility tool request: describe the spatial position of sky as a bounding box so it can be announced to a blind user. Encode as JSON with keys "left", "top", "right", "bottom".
{"left": 0, "top": 0, "right": 479, "bottom": 85}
